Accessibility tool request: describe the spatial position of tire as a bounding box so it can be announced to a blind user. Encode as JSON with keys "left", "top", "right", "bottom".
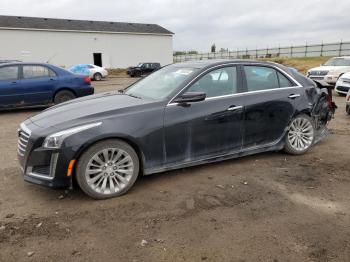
{"left": 284, "top": 114, "right": 315, "bottom": 155}
{"left": 93, "top": 73, "right": 102, "bottom": 81}
{"left": 135, "top": 71, "right": 141, "bottom": 77}
{"left": 53, "top": 90, "right": 76, "bottom": 104}
{"left": 337, "top": 92, "right": 346, "bottom": 97}
{"left": 346, "top": 105, "right": 350, "bottom": 115}
{"left": 76, "top": 139, "right": 140, "bottom": 200}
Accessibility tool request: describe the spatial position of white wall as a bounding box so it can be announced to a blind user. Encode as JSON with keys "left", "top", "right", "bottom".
{"left": 0, "top": 29, "right": 173, "bottom": 68}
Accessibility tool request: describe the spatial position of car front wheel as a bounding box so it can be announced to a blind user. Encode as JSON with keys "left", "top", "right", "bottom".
{"left": 284, "top": 114, "right": 315, "bottom": 155}
{"left": 76, "top": 139, "right": 140, "bottom": 199}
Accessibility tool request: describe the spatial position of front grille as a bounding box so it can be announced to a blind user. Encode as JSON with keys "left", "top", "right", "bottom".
{"left": 309, "top": 76, "right": 325, "bottom": 80}
{"left": 17, "top": 124, "right": 31, "bottom": 156}
{"left": 309, "top": 70, "right": 328, "bottom": 76}
{"left": 337, "top": 86, "right": 350, "bottom": 92}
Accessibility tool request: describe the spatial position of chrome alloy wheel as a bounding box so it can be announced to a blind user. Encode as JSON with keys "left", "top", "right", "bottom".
{"left": 85, "top": 148, "right": 134, "bottom": 195}
{"left": 287, "top": 117, "right": 314, "bottom": 151}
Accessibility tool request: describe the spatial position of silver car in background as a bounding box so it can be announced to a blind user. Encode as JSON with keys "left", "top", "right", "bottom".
{"left": 346, "top": 90, "right": 350, "bottom": 115}
{"left": 335, "top": 72, "right": 350, "bottom": 96}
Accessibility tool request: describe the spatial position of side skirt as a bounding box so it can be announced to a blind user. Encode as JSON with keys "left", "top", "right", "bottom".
{"left": 144, "top": 141, "right": 285, "bottom": 175}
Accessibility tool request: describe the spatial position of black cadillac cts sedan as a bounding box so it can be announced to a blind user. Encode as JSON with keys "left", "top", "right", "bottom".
{"left": 18, "top": 60, "right": 335, "bottom": 199}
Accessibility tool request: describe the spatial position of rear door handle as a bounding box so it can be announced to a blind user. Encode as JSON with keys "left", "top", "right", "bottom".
{"left": 227, "top": 105, "right": 243, "bottom": 111}
{"left": 288, "top": 94, "right": 301, "bottom": 99}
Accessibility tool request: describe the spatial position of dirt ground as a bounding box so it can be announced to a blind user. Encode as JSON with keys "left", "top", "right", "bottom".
{"left": 0, "top": 77, "right": 349, "bottom": 262}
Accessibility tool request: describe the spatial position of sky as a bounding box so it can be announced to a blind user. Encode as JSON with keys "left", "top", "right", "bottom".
{"left": 1, "top": 0, "right": 349, "bottom": 52}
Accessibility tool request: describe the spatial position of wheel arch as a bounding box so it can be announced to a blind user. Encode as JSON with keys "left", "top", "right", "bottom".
{"left": 72, "top": 135, "right": 146, "bottom": 178}
{"left": 53, "top": 88, "right": 77, "bottom": 101}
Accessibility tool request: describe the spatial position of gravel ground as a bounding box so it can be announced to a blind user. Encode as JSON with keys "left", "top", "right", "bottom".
{"left": 0, "top": 77, "right": 349, "bottom": 262}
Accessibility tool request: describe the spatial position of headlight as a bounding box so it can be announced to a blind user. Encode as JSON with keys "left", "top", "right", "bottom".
{"left": 43, "top": 122, "right": 102, "bottom": 149}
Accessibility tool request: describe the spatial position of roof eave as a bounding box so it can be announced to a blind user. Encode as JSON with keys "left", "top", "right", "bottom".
{"left": 0, "top": 26, "right": 174, "bottom": 36}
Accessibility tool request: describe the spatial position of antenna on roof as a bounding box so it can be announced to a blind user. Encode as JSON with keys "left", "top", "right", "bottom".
{"left": 46, "top": 53, "right": 58, "bottom": 63}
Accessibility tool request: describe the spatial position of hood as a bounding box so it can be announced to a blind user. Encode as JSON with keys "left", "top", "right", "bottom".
{"left": 340, "top": 72, "right": 350, "bottom": 79}
{"left": 309, "top": 66, "right": 350, "bottom": 72}
{"left": 30, "top": 92, "right": 152, "bottom": 128}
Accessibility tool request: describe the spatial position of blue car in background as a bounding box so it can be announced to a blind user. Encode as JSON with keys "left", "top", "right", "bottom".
{"left": 70, "top": 64, "right": 108, "bottom": 81}
{"left": 0, "top": 62, "right": 94, "bottom": 109}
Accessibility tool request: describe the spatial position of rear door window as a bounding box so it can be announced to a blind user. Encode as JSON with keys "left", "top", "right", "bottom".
{"left": 244, "top": 66, "right": 279, "bottom": 91}
{"left": 0, "top": 66, "right": 19, "bottom": 81}
{"left": 244, "top": 66, "right": 295, "bottom": 91}
{"left": 23, "top": 66, "right": 51, "bottom": 79}
{"left": 277, "top": 72, "right": 293, "bottom": 87}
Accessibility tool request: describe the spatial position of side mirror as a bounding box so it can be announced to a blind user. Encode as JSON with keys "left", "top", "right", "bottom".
{"left": 173, "top": 92, "right": 206, "bottom": 104}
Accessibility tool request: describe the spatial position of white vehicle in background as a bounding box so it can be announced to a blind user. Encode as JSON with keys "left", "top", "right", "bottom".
{"left": 70, "top": 64, "right": 108, "bottom": 81}
{"left": 307, "top": 56, "right": 350, "bottom": 86}
{"left": 346, "top": 90, "right": 350, "bottom": 115}
{"left": 335, "top": 72, "right": 350, "bottom": 96}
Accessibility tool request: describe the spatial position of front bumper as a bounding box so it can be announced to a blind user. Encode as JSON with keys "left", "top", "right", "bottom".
{"left": 18, "top": 122, "right": 73, "bottom": 188}
{"left": 309, "top": 75, "right": 338, "bottom": 85}
{"left": 335, "top": 79, "right": 350, "bottom": 94}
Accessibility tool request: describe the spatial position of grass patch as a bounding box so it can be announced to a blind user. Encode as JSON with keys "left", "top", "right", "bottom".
{"left": 260, "top": 56, "right": 331, "bottom": 74}
{"left": 107, "top": 68, "right": 128, "bottom": 77}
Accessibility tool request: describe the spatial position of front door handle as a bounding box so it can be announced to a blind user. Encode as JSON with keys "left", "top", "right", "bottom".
{"left": 227, "top": 105, "right": 243, "bottom": 111}
{"left": 288, "top": 94, "right": 301, "bottom": 99}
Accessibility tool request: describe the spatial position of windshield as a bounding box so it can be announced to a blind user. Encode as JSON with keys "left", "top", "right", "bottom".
{"left": 324, "top": 58, "right": 350, "bottom": 66}
{"left": 136, "top": 63, "right": 144, "bottom": 67}
{"left": 125, "top": 65, "right": 199, "bottom": 100}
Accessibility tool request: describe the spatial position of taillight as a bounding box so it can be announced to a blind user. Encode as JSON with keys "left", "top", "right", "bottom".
{"left": 84, "top": 76, "right": 91, "bottom": 84}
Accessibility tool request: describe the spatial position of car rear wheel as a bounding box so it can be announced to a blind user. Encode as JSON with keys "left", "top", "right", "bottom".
{"left": 54, "top": 90, "right": 76, "bottom": 104}
{"left": 76, "top": 139, "right": 139, "bottom": 199}
{"left": 93, "top": 73, "right": 102, "bottom": 81}
{"left": 284, "top": 114, "right": 315, "bottom": 155}
{"left": 346, "top": 105, "right": 350, "bottom": 115}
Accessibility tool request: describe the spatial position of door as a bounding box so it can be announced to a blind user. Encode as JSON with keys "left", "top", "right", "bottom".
{"left": 0, "top": 65, "right": 20, "bottom": 107}
{"left": 164, "top": 66, "right": 244, "bottom": 164}
{"left": 20, "top": 65, "right": 57, "bottom": 105}
{"left": 241, "top": 65, "right": 300, "bottom": 148}
{"left": 93, "top": 53, "right": 102, "bottom": 67}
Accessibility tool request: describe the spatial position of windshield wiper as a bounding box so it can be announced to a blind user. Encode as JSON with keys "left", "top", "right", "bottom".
{"left": 126, "top": 93, "right": 142, "bottom": 99}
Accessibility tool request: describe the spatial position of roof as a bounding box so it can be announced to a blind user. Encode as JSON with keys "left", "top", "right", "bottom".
{"left": 174, "top": 59, "right": 284, "bottom": 69}
{"left": 0, "top": 15, "right": 173, "bottom": 35}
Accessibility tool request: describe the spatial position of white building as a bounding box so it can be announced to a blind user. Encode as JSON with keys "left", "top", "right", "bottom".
{"left": 0, "top": 15, "right": 174, "bottom": 68}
